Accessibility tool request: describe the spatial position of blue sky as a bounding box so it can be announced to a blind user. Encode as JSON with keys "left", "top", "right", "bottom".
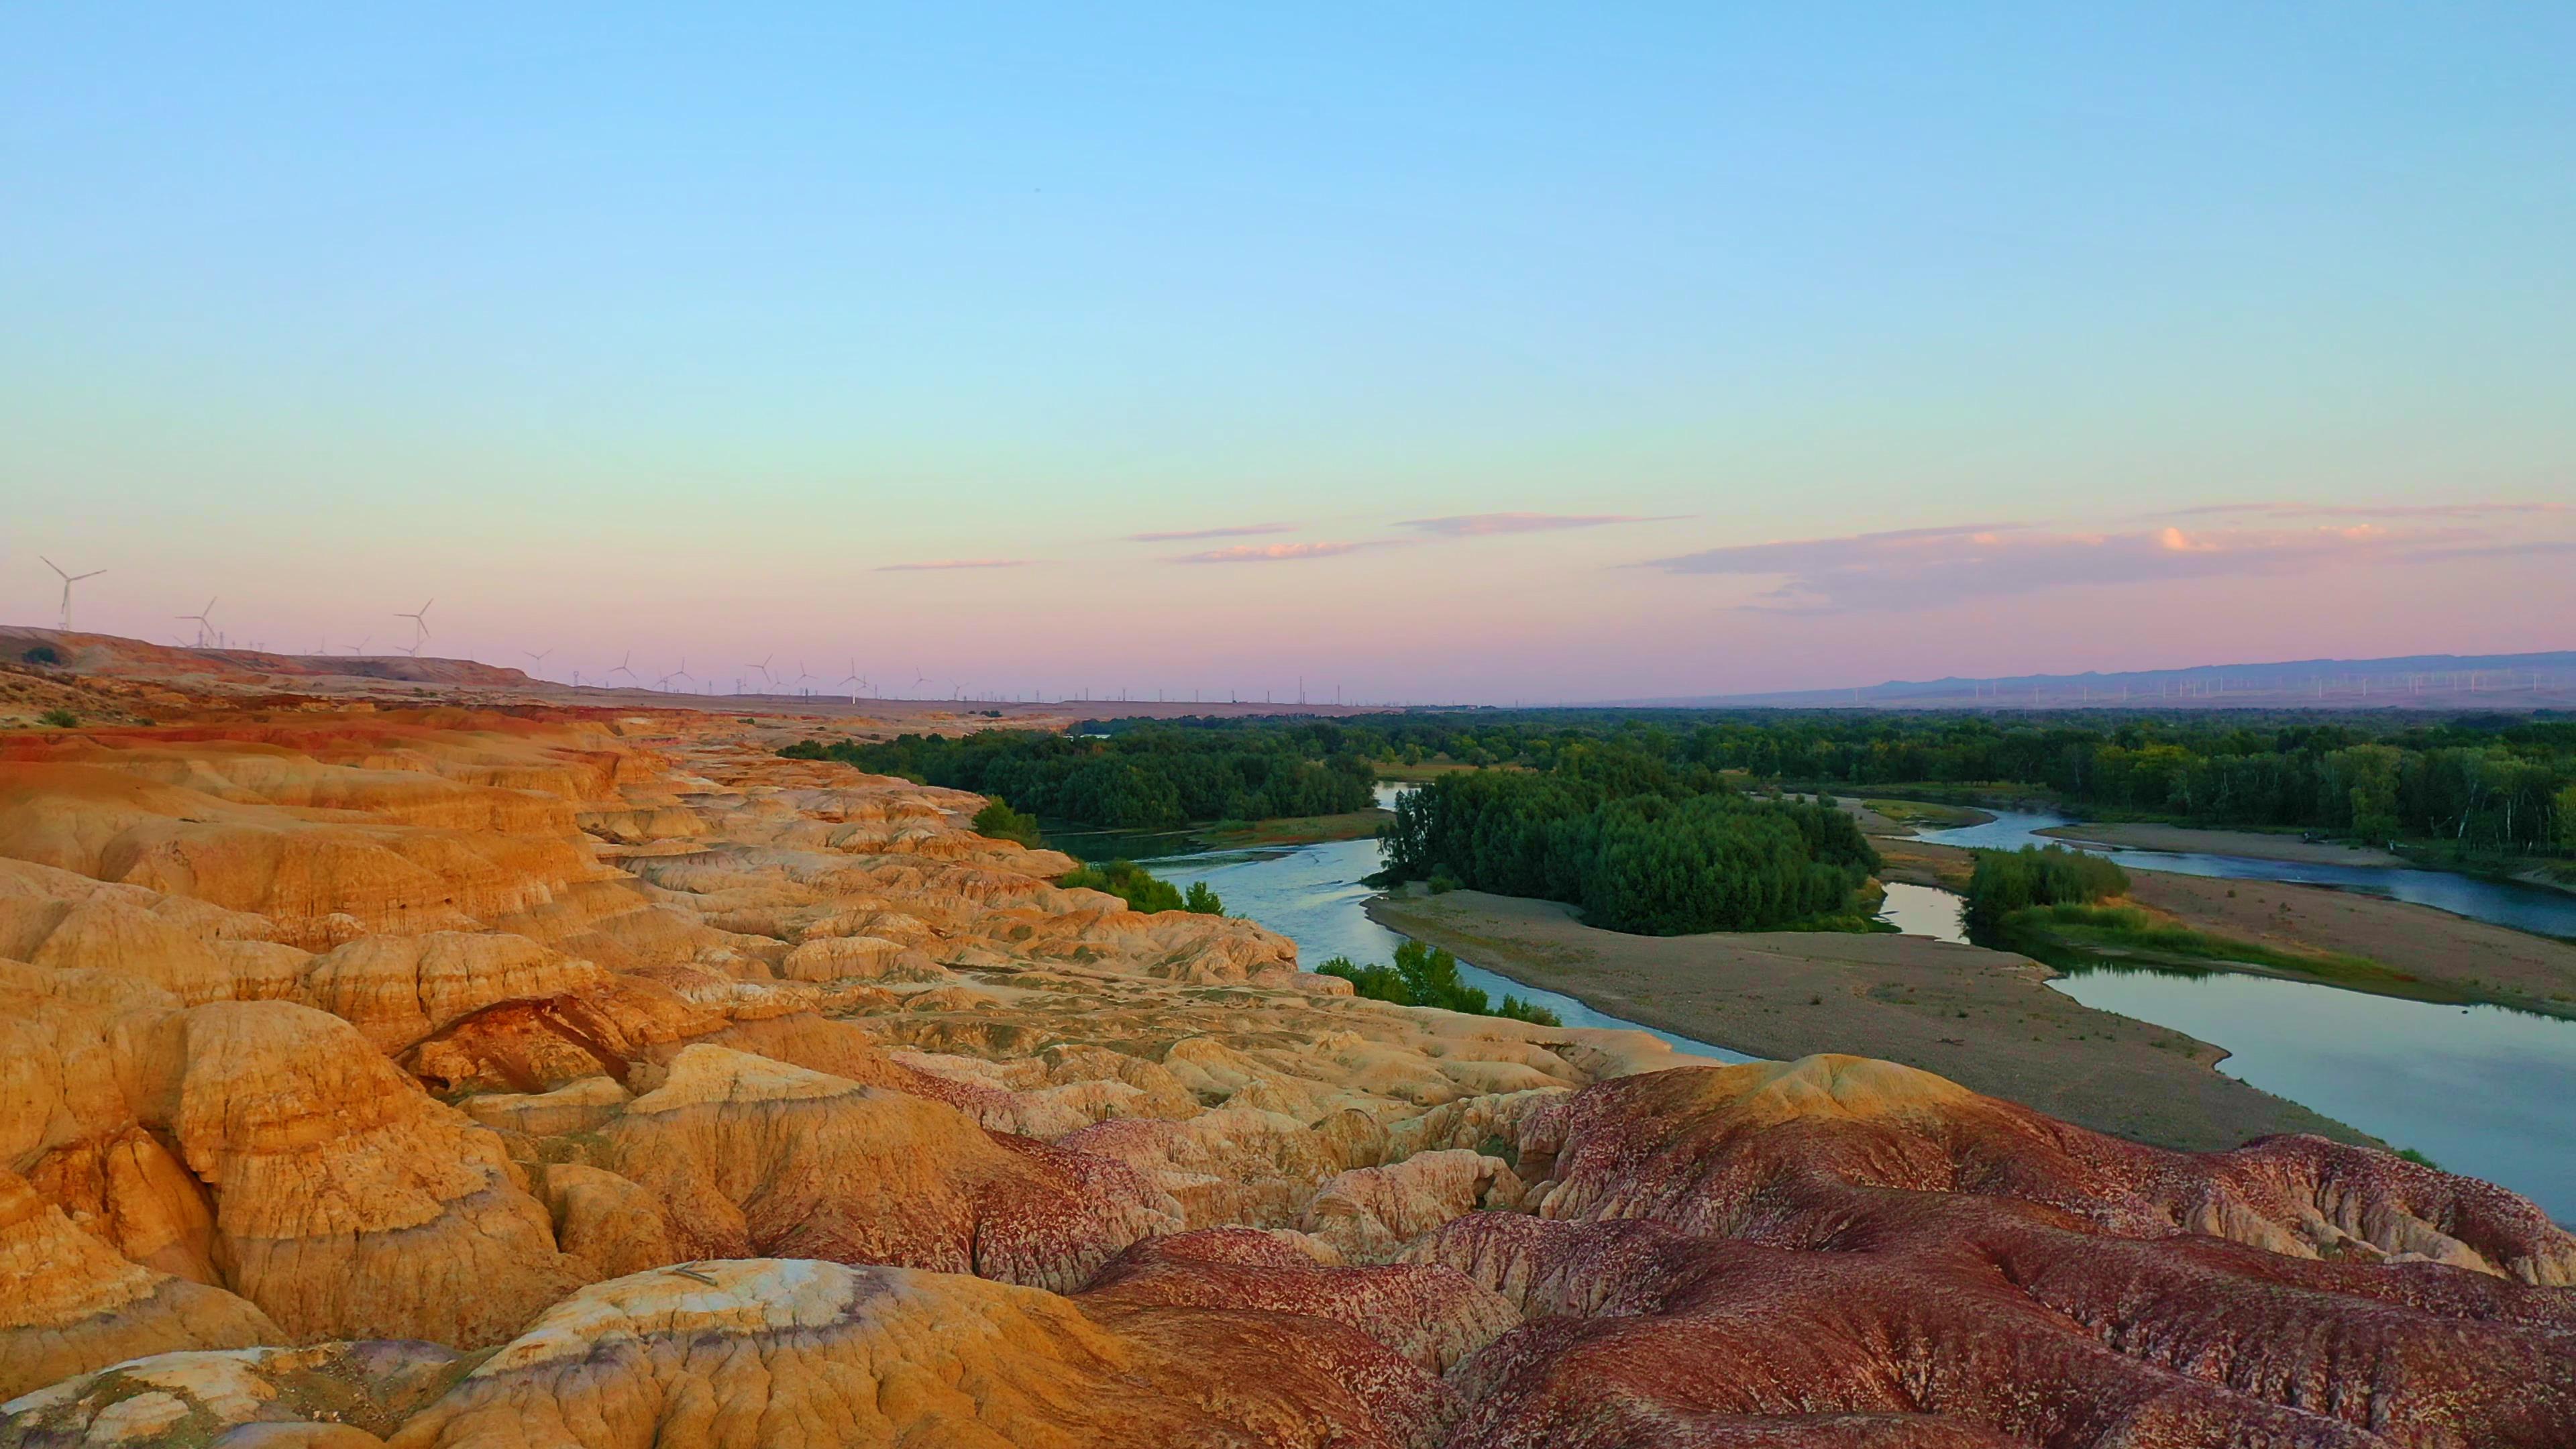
{"left": 5, "top": 5, "right": 2571, "bottom": 698}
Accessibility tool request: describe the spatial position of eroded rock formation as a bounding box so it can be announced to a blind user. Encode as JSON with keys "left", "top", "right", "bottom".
{"left": 1, "top": 704, "right": 2569, "bottom": 1446}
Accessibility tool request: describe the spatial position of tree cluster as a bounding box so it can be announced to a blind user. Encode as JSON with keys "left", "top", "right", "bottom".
{"left": 1118, "top": 709, "right": 2576, "bottom": 859}
{"left": 1378, "top": 755, "right": 1881, "bottom": 935}
{"left": 783, "top": 726, "right": 1374, "bottom": 830}
{"left": 1317, "top": 941, "right": 1560, "bottom": 1024}
{"left": 1960, "top": 845, "right": 2130, "bottom": 943}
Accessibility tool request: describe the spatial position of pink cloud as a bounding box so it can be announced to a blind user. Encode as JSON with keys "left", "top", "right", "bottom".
{"left": 2162, "top": 500, "right": 2568, "bottom": 520}
{"left": 1171, "top": 540, "right": 1383, "bottom": 564}
{"left": 1645, "top": 519, "right": 2527, "bottom": 614}
{"left": 1399, "top": 512, "right": 1676, "bottom": 537}
{"left": 874, "top": 558, "right": 1034, "bottom": 572}
{"left": 1127, "top": 523, "right": 1294, "bottom": 542}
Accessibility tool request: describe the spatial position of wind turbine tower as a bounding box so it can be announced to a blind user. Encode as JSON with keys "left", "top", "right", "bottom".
{"left": 837, "top": 660, "right": 866, "bottom": 702}
{"left": 177, "top": 598, "right": 218, "bottom": 648}
{"left": 40, "top": 557, "right": 105, "bottom": 632}
{"left": 395, "top": 599, "right": 434, "bottom": 654}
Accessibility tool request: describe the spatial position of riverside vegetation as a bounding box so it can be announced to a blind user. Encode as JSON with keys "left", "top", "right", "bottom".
{"left": 1961, "top": 844, "right": 2451, "bottom": 998}
{"left": 785, "top": 723, "right": 1376, "bottom": 829}
{"left": 1318, "top": 939, "right": 1562, "bottom": 1026}
{"left": 1374, "top": 752, "right": 1884, "bottom": 935}
{"left": 1122, "top": 708, "right": 2576, "bottom": 879}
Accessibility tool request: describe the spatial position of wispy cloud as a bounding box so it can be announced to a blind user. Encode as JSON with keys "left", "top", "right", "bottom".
{"left": 1127, "top": 523, "right": 1294, "bottom": 543}
{"left": 874, "top": 558, "right": 1034, "bottom": 572}
{"left": 1643, "top": 521, "right": 2498, "bottom": 613}
{"left": 1399, "top": 512, "right": 1678, "bottom": 537}
{"left": 1171, "top": 540, "right": 1385, "bottom": 564}
{"left": 2163, "top": 500, "right": 2568, "bottom": 520}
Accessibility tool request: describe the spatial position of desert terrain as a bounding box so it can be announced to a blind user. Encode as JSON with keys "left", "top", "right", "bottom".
{"left": 0, "top": 667, "right": 2570, "bottom": 1445}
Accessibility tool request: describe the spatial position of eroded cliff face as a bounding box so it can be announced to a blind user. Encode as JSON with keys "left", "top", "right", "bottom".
{"left": 2, "top": 706, "right": 2571, "bottom": 1447}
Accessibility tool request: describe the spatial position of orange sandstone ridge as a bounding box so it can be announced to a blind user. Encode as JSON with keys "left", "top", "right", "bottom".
{"left": 0, "top": 702, "right": 2569, "bottom": 1447}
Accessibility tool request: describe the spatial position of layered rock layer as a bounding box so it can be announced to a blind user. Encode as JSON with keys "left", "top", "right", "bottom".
{"left": 1, "top": 704, "right": 2569, "bottom": 1446}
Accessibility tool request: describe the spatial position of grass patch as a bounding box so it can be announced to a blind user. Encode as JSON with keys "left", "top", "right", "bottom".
{"left": 1864, "top": 798, "right": 1991, "bottom": 828}
{"left": 2000, "top": 902, "right": 2471, "bottom": 1002}
{"left": 1197, "top": 808, "right": 1392, "bottom": 848}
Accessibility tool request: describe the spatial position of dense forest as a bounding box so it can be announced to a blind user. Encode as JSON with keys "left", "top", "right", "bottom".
{"left": 1377, "top": 753, "right": 1882, "bottom": 934}
{"left": 1106, "top": 709, "right": 2576, "bottom": 861}
{"left": 782, "top": 725, "right": 1375, "bottom": 829}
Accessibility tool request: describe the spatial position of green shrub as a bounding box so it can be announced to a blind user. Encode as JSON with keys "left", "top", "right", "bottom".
{"left": 22, "top": 645, "right": 62, "bottom": 666}
{"left": 1058, "top": 859, "right": 1184, "bottom": 913}
{"left": 972, "top": 797, "right": 1043, "bottom": 847}
{"left": 38, "top": 708, "right": 78, "bottom": 729}
{"left": 1183, "top": 880, "right": 1225, "bottom": 915}
{"left": 1963, "top": 845, "right": 2129, "bottom": 943}
{"left": 1317, "top": 941, "right": 1563, "bottom": 1024}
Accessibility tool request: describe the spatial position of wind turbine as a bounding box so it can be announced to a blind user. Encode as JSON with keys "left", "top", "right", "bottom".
{"left": 791, "top": 661, "right": 814, "bottom": 696}
{"left": 657, "top": 657, "right": 696, "bottom": 692}
{"left": 177, "top": 598, "right": 218, "bottom": 647}
{"left": 341, "top": 635, "right": 370, "bottom": 654}
{"left": 523, "top": 647, "right": 551, "bottom": 678}
{"left": 395, "top": 599, "right": 433, "bottom": 653}
{"left": 837, "top": 660, "right": 867, "bottom": 702}
{"left": 41, "top": 557, "right": 105, "bottom": 632}
{"left": 744, "top": 655, "right": 774, "bottom": 694}
{"left": 913, "top": 665, "right": 933, "bottom": 699}
{"left": 604, "top": 651, "right": 639, "bottom": 685}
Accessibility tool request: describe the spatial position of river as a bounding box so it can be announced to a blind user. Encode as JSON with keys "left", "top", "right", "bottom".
{"left": 1134, "top": 800, "right": 2575, "bottom": 1219}
{"left": 1916, "top": 810, "right": 2576, "bottom": 939}
{"left": 1872, "top": 843, "right": 2576, "bottom": 1219}
{"left": 1134, "top": 788, "right": 1754, "bottom": 1064}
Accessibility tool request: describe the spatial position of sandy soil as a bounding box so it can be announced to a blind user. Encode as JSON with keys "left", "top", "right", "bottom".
{"left": 2038, "top": 822, "right": 2404, "bottom": 867}
{"left": 2120, "top": 871, "right": 2576, "bottom": 1016}
{"left": 1368, "top": 891, "right": 2371, "bottom": 1153}
{"left": 1872, "top": 835, "right": 2576, "bottom": 1016}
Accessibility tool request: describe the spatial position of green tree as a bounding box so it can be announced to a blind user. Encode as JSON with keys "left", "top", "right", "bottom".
{"left": 971, "top": 797, "right": 1042, "bottom": 847}
{"left": 1183, "top": 880, "right": 1225, "bottom": 915}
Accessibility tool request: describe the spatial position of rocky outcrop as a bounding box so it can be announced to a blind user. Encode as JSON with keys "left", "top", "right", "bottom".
{"left": 584, "top": 1044, "right": 1179, "bottom": 1291}
{"left": 379, "top": 1260, "right": 1456, "bottom": 1449}
{"left": 0, "top": 1169, "right": 280, "bottom": 1400}
{"left": 151, "top": 1002, "right": 586, "bottom": 1346}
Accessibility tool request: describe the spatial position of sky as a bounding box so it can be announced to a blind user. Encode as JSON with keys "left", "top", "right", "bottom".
{"left": 5, "top": 4, "right": 2572, "bottom": 702}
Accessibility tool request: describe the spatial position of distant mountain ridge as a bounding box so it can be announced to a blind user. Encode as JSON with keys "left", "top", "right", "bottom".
{"left": 1608, "top": 649, "right": 2576, "bottom": 710}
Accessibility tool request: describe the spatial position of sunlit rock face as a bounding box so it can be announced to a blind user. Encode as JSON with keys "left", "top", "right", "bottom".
{"left": 3, "top": 704, "right": 2571, "bottom": 1445}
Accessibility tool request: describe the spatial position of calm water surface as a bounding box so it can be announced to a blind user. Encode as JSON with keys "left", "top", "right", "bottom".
{"left": 1139, "top": 793, "right": 1753, "bottom": 1064}
{"left": 1880, "top": 877, "right": 2576, "bottom": 1218}
{"left": 1918, "top": 811, "right": 2576, "bottom": 938}
{"left": 1138, "top": 794, "right": 2574, "bottom": 1218}
{"left": 2055, "top": 970, "right": 2576, "bottom": 1220}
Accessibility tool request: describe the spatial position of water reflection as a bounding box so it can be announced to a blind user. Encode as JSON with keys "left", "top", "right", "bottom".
{"left": 1136, "top": 834, "right": 1753, "bottom": 1064}
{"left": 1917, "top": 812, "right": 2576, "bottom": 939}
{"left": 1876, "top": 881, "right": 1967, "bottom": 944}
{"left": 2052, "top": 970, "right": 2576, "bottom": 1220}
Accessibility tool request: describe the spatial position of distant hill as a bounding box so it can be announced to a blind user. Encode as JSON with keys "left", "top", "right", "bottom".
{"left": 0, "top": 625, "right": 538, "bottom": 690}
{"left": 1607, "top": 650, "right": 2576, "bottom": 711}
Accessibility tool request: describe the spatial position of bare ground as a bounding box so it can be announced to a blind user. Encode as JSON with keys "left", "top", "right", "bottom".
{"left": 2037, "top": 821, "right": 2404, "bottom": 867}
{"left": 1875, "top": 833, "right": 2576, "bottom": 1017}
{"left": 1366, "top": 890, "right": 2373, "bottom": 1153}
